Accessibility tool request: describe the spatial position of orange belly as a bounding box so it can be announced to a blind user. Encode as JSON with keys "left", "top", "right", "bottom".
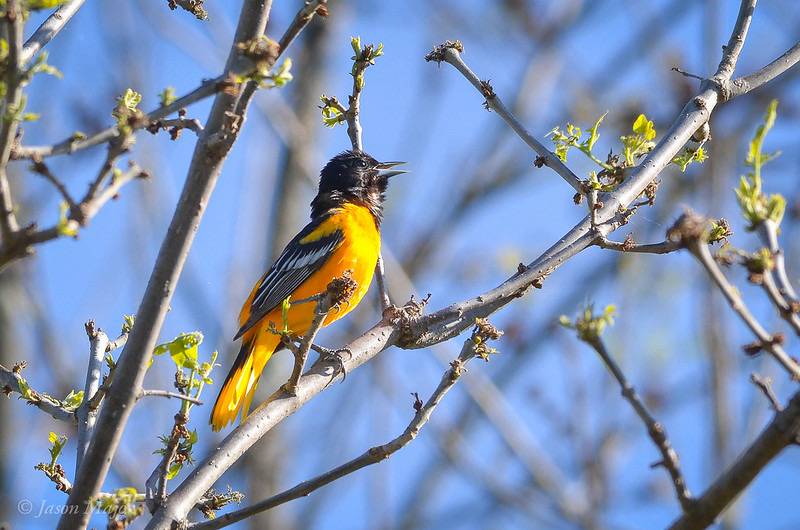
{"left": 240, "top": 202, "right": 380, "bottom": 338}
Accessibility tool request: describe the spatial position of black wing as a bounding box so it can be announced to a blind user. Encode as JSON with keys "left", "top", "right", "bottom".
{"left": 234, "top": 216, "right": 344, "bottom": 340}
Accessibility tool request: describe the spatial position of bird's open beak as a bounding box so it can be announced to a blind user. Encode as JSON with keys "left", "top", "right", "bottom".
{"left": 375, "top": 161, "right": 407, "bottom": 179}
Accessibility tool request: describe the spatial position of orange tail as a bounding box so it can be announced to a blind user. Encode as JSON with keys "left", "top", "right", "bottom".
{"left": 210, "top": 330, "right": 280, "bottom": 431}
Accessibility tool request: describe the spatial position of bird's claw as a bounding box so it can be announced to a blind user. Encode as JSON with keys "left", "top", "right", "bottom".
{"left": 312, "top": 344, "right": 351, "bottom": 386}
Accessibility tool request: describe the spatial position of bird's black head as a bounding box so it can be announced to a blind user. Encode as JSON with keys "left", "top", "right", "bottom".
{"left": 310, "top": 150, "right": 406, "bottom": 223}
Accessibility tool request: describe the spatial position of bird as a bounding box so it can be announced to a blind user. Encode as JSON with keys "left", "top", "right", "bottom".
{"left": 210, "top": 150, "right": 406, "bottom": 431}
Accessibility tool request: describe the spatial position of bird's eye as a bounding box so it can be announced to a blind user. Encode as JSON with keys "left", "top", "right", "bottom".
{"left": 356, "top": 159, "right": 367, "bottom": 168}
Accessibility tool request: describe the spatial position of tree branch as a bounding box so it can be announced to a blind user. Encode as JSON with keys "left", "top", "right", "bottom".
{"left": 57, "top": 1, "right": 282, "bottom": 527}
{"left": 186, "top": 322, "right": 500, "bottom": 530}
{"left": 75, "top": 321, "right": 109, "bottom": 474}
{"left": 596, "top": 236, "right": 682, "bottom": 255}
{"left": 283, "top": 293, "right": 332, "bottom": 395}
{"left": 20, "top": 0, "right": 87, "bottom": 66}
{"left": 726, "top": 40, "right": 800, "bottom": 100}
{"left": 145, "top": 4, "right": 785, "bottom": 525}
{"left": 585, "top": 336, "right": 693, "bottom": 512}
{"left": 12, "top": 77, "right": 226, "bottom": 160}
{"left": 0, "top": 161, "right": 148, "bottom": 271}
{"left": 0, "top": 0, "right": 24, "bottom": 240}
{"left": 0, "top": 362, "right": 75, "bottom": 422}
{"left": 678, "top": 216, "right": 800, "bottom": 380}
{"left": 138, "top": 390, "right": 203, "bottom": 405}
{"left": 424, "top": 41, "right": 583, "bottom": 194}
{"left": 667, "top": 389, "right": 800, "bottom": 530}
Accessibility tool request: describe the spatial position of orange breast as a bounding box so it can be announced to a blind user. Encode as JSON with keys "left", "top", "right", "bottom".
{"left": 242, "top": 203, "right": 380, "bottom": 338}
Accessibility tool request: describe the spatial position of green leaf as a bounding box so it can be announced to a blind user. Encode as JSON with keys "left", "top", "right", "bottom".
{"left": 56, "top": 201, "right": 78, "bottom": 238}
{"left": 585, "top": 111, "right": 607, "bottom": 152}
{"left": 61, "top": 389, "right": 84, "bottom": 411}
{"left": 350, "top": 36, "right": 362, "bottom": 57}
{"left": 122, "top": 314, "right": 135, "bottom": 334}
{"left": 16, "top": 377, "right": 32, "bottom": 400}
{"left": 270, "top": 58, "right": 293, "bottom": 88}
{"left": 159, "top": 86, "right": 176, "bottom": 107}
{"left": 47, "top": 431, "right": 67, "bottom": 466}
{"left": 26, "top": 0, "right": 70, "bottom": 9}
{"left": 620, "top": 113, "right": 657, "bottom": 166}
{"left": 281, "top": 296, "right": 291, "bottom": 333}
{"left": 153, "top": 331, "right": 203, "bottom": 370}
{"left": 119, "top": 88, "right": 142, "bottom": 112}
{"left": 166, "top": 462, "right": 182, "bottom": 480}
{"left": 562, "top": 303, "right": 617, "bottom": 342}
{"left": 736, "top": 99, "right": 785, "bottom": 229}
{"left": 632, "top": 114, "right": 656, "bottom": 140}
{"left": 28, "top": 53, "right": 62, "bottom": 79}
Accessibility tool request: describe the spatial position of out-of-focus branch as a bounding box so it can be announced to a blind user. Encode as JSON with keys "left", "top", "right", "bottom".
{"left": 749, "top": 373, "right": 782, "bottom": 412}
{"left": 424, "top": 41, "right": 583, "bottom": 194}
{"left": 757, "top": 219, "right": 800, "bottom": 335}
{"left": 0, "top": 0, "right": 24, "bottom": 240}
{"left": 584, "top": 335, "right": 693, "bottom": 511}
{"left": 75, "top": 321, "right": 109, "bottom": 473}
{"left": 186, "top": 321, "right": 502, "bottom": 530}
{"left": 58, "top": 0, "right": 289, "bottom": 526}
{"left": 0, "top": 161, "right": 149, "bottom": 271}
{"left": 667, "top": 390, "right": 800, "bottom": 530}
{"left": 20, "top": 0, "right": 87, "bottom": 66}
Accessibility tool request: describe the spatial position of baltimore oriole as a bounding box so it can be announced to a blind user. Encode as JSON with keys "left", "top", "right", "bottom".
{"left": 210, "top": 150, "right": 405, "bottom": 431}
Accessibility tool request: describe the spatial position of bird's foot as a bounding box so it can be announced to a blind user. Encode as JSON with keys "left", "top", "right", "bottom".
{"left": 311, "top": 344, "right": 351, "bottom": 386}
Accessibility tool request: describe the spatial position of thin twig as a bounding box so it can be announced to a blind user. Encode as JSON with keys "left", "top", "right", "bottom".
{"left": 375, "top": 254, "right": 391, "bottom": 311}
{"left": 424, "top": 41, "right": 583, "bottom": 193}
{"left": 145, "top": 412, "right": 189, "bottom": 513}
{"left": 749, "top": 373, "right": 782, "bottom": 412}
{"left": 31, "top": 159, "right": 77, "bottom": 208}
{"left": 713, "top": 0, "right": 757, "bottom": 82}
{"left": 0, "top": 161, "right": 148, "bottom": 271}
{"left": 12, "top": 77, "right": 226, "bottom": 160}
{"left": 0, "top": 363, "right": 75, "bottom": 422}
{"left": 687, "top": 237, "right": 800, "bottom": 380}
{"left": 277, "top": 0, "right": 328, "bottom": 54}
{"left": 586, "top": 336, "right": 694, "bottom": 511}
{"left": 75, "top": 321, "right": 109, "bottom": 473}
{"left": 284, "top": 295, "right": 331, "bottom": 395}
{"left": 726, "top": 40, "right": 800, "bottom": 100}
{"left": 596, "top": 236, "right": 681, "bottom": 255}
{"left": 138, "top": 390, "right": 203, "bottom": 405}
{"left": 760, "top": 270, "right": 800, "bottom": 337}
{"left": 327, "top": 39, "right": 393, "bottom": 311}
{"left": 187, "top": 326, "right": 496, "bottom": 530}
{"left": 0, "top": 0, "right": 24, "bottom": 240}
{"left": 757, "top": 219, "right": 799, "bottom": 308}
{"left": 20, "top": 0, "right": 86, "bottom": 66}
